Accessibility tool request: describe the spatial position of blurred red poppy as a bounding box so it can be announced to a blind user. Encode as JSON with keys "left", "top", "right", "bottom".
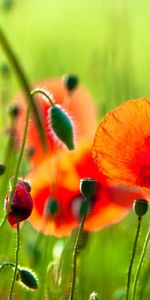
{"left": 15, "top": 77, "right": 98, "bottom": 166}
{"left": 92, "top": 97, "right": 150, "bottom": 189}
{"left": 28, "top": 144, "right": 145, "bottom": 237}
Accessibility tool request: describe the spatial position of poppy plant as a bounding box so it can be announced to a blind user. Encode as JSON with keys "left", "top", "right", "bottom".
{"left": 15, "top": 77, "right": 98, "bottom": 166}
{"left": 92, "top": 97, "right": 150, "bottom": 189}
{"left": 28, "top": 144, "right": 146, "bottom": 237}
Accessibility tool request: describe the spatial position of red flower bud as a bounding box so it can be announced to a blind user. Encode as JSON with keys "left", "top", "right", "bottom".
{"left": 4, "top": 181, "right": 33, "bottom": 226}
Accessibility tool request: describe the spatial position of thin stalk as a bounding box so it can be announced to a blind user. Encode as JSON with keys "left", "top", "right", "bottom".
{"left": 31, "top": 88, "right": 54, "bottom": 106}
{"left": 126, "top": 216, "right": 142, "bottom": 300}
{"left": 0, "top": 27, "right": 46, "bottom": 149}
{"left": 131, "top": 226, "right": 150, "bottom": 300}
{"left": 0, "top": 104, "right": 31, "bottom": 231}
{"left": 138, "top": 259, "right": 150, "bottom": 300}
{"left": 9, "top": 215, "right": 20, "bottom": 300}
{"left": 69, "top": 200, "right": 88, "bottom": 300}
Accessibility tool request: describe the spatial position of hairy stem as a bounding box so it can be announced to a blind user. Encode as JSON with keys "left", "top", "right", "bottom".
{"left": 69, "top": 200, "right": 88, "bottom": 300}
{"left": 131, "top": 226, "right": 150, "bottom": 300}
{"left": 126, "top": 217, "right": 142, "bottom": 300}
{"left": 9, "top": 215, "right": 20, "bottom": 300}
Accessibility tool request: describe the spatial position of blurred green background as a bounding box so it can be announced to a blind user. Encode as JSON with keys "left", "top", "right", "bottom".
{"left": 0, "top": 0, "right": 150, "bottom": 299}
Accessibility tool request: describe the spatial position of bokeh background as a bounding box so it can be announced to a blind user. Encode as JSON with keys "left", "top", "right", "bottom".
{"left": 0, "top": 0, "right": 150, "bottom": 299}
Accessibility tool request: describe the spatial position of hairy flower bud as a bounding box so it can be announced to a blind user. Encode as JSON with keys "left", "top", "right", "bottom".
{"left": 49, "top": 104, "right": 74, "bottom": 150}
{"left": 17, "top": 267, "right": 39, "bottom": 290}
{"left": 4, "top": 181, "right": 33, "bottom": 225}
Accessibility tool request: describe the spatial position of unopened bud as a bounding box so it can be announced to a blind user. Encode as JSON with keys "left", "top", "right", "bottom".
{"left": 80, "top": 178, "right": 97, "bottom": 198}
{"left": 63, "top": 74, "right": 79, "bottom": 92}
{"left": 17, "top": 267, "right": 39, "bottom": 290}
{"left": 44, "top": 198, "right": 59, "bottom": 217}
{"left": 133, "top": 199, "right": 149, "bottom": 217}
{"left": 50, "top": 104, "right": 74, "bottom": 150}
{"left": 8, "top": 104, "right": 20, "bottom": 118}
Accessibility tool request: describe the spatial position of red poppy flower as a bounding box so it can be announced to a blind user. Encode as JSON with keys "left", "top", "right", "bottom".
{"left": 92, "top": 97, "right": 150, "bottom": 189}
{"left": 15, "top": 78, "right": 98, "bottom": 166}
{"left": 4, "top": 181, "right": 33, "bottom": 226}
{"left": 28, "top": 144, "right": 145, "bottom": 237}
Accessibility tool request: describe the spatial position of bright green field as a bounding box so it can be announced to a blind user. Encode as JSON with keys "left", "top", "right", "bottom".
{"left": 0, "top": 0, "right": 150, "bottom": 299}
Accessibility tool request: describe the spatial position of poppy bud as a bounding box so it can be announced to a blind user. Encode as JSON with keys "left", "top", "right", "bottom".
{"left": 80, "top": 178, "right": 97, "bottom": 198}
{"left": 44, "top": 198, "right": 59, "bottom": 218}
{"left": 4, "top": 181, "right": 33, "bottom": 225}
{"left": 8, "top": 104, "right": 20, "bottom": 118}
{"left": 49, "top": 104, "right": 74, "bottom": 150}
{"left": 63, "top": 74, "right": 79, "bottom": 92}
{"left": 133, "top": 199, "right": 149, "bottom": 217}
{"left": 89, "top": 291, "right": 99, "bottom": 300}
{"left": 17, "top": 267, "right": 39, "bottom": 290}
{"left": 0, "top": 164, "right": 6, "bottom": 175}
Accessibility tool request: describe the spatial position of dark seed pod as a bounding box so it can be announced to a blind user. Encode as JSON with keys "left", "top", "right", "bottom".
{"left": 80, "top": 178, "right": 97, "bottom": 198}
{"left": 133, "top": 199, "right": 149, "bottom": 217}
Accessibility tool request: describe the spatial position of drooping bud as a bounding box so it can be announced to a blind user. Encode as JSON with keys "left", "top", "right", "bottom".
{"left": 89, "top": 291, "right": 99, "bottom": 300}
{"left": 44, "top": 198, "right": 59, "bottom": 218}
{"left": 0, "top": 164, "right": 6, "bottom": 175}
{"left": 4, "top": 180, "right": 33, "bottom": 226}
{"left": 133, "top": 199, "right": 149, "bottom": 218}
{"left": 80, "top": 178, "right": 97, "bottom": 198}
{"left": 17, "top": 267, "right": 39, "bottom": 290}
{"left": 49, "top": 104, "right": 74, "bottom": 150}
{"left": 62, "top": 74, "right": 79, "bottom": 92}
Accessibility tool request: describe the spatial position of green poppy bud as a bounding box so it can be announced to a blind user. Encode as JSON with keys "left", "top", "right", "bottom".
{"left": 8, "top": 104, "right": 20, "bottom": 118}
{"left": 63, "top": 74, "right": 79, "bottom": 92}
{"left": 133, "top": 199, "right": 149, "bottom": 217}
{"left": 80, "top": 178, "right": 97, "bottom": 198}
{"left": 17, "top": 267, "right": 39, "bottom": 290}
{"left": 44, "top": 198, "right": 59, "bottom": 217}
{"left": 50, "top": 104, "right": 74, "bottom": 150}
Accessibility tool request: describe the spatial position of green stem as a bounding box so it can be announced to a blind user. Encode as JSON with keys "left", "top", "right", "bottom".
{"left": 31, "top": 88, "right": 54, "bottom": 106}
{"left": 9, "top": 215, "right": 20, "bottom": 300}
{"left": 69, "top": 200, "right": 88, "bottom": 300}
{"left": 126, "top": 216, "right": 142, "bottom": 300}
{"left": 0, "top": 262, "right": 15, "bottom": 271}
{"left": 131, "top": 226, "right": 150, "bottom": 300}
{"left": 0, "top": 26, "right": 46, "bottom": 149}
{"left": 138, "top": 259, "right": 150, "bottom": 300}
{"left": 0, "top": 104, "right": 31, "bottom": 231}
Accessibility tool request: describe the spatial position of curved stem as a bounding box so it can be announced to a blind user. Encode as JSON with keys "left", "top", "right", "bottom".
{"left": 131, "top": 226, "right": 150, "bottom": 300}
{"left": 0, "top": 262, "right": 15, "bottom": 271}
{"left": 69, "top": 200, "right": 88, "bottom": 300}
{"left": 126, "top": 216, "right": 142, "bottom": 300}
{"left": 0, "top": 104, "right": 31, "bottom": 231}
{"left": 9, "top": 215, "right": 20, "bottom": 300}
{"left": 0, "top": 26, "right": 46, "bottom": 149}
{"left": 31, "top": 88, "right": 54, "bottom": 107}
